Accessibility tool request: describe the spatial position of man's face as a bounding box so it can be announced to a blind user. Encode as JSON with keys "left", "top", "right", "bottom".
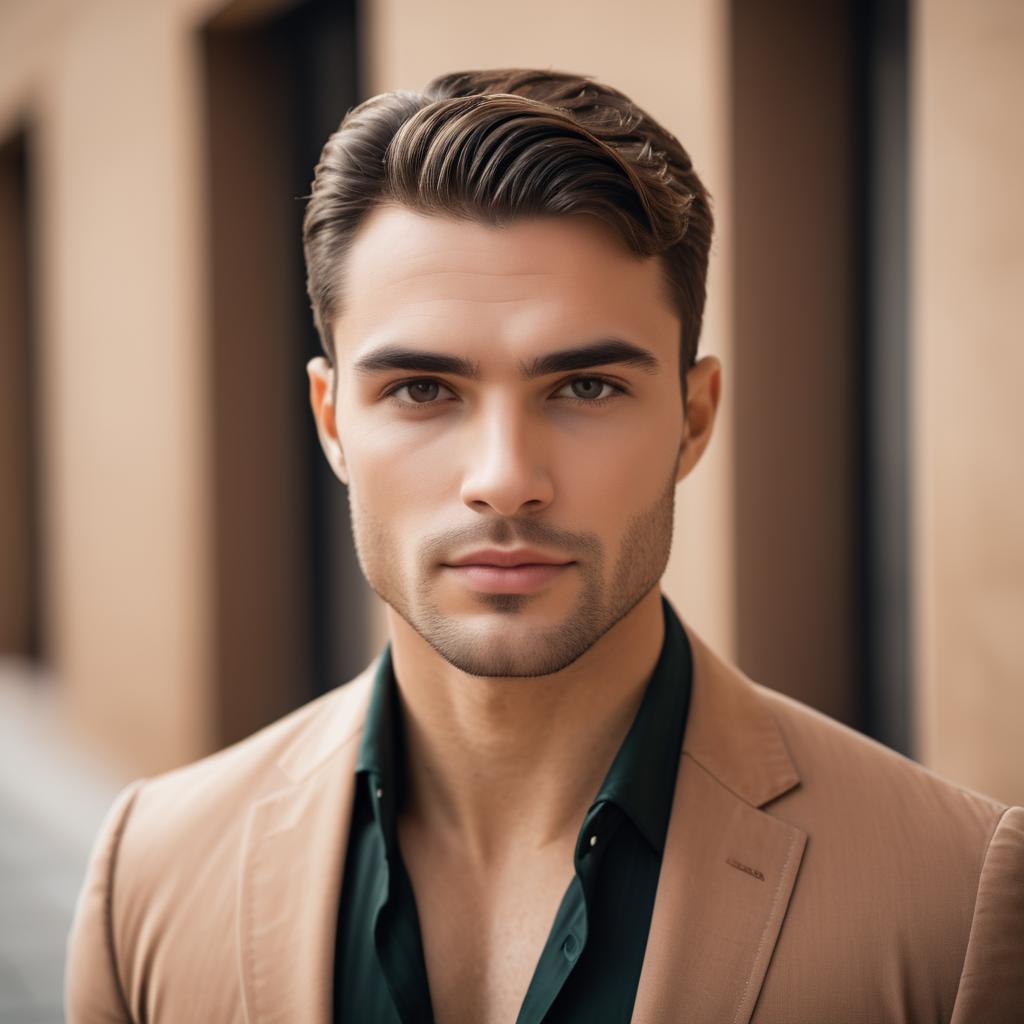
{"left": 309, "top": 204, "right": 715, "bottom": 678}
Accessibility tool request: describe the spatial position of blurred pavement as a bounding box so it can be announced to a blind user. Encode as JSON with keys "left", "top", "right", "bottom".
{"left": 0, "top": 661, "right": 125, "bottom": 1024}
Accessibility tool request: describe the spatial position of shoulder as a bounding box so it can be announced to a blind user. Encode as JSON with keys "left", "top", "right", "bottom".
{"left": 68, "top": 662, "right": 376, "bottom": 1018}
{"left": 741, "top": 678, "right": 1023, "bottom": 1017}
{"left": 755, "top": 679, "right": 1009, "bottom": 841}
{"left": 752, "top": 679, "right": 1017, "bottom": 964}
{"left": 100, "top": 663, "right": 376, "bottom": 930}
{"left": 682, "top": 618, "right": 1010, "bottom": 850}
{"left": 121, "top": 662, "right": 376, "bottom": 847}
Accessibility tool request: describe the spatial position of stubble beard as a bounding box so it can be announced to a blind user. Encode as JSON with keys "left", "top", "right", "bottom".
{"left": 347, "top": 467, "right": 677, "bottom": 679}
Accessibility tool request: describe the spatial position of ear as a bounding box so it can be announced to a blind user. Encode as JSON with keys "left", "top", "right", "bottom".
{"left": 307, "top": 356, "right": 349, "bottom": 485}
{"left": 676, "top": 355, "right": 722, "bottom": 483}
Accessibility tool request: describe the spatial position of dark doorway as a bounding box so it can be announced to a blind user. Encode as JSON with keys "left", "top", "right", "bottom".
{"left": 0, "top": 129, "right": 44, "bottom": 664}
{"left": 201, "top": 0, "right": 372, "bottom": 749}
{"left": 730, "top": 0, "right": 911, "bottom": 751}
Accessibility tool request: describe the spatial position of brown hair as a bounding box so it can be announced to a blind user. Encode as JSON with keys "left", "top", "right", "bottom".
{"left": 302, "top": 68, "right": 713, "bottom": 402}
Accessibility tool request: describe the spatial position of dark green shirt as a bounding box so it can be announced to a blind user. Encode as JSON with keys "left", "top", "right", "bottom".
{"left": 333, "top": 593, "right": 692, "bottom": 1023}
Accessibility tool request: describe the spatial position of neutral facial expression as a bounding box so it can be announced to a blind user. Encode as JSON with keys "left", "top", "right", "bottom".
{"left": 308, "top": 204, "right": 716, "bottom": 677}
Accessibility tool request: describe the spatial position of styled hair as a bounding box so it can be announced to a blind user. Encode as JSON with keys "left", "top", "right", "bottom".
{"left": 302, "top": 68, "right": 713, "bottom": 401}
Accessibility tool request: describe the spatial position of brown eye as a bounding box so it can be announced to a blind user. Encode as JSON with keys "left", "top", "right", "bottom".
{"left": 384, "top": 378, "right": 456, "bottom": 407}
{"left": 407, "top": 381, "right": 441, "bottom": 403}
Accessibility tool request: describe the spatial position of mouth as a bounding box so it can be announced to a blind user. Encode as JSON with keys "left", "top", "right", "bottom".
{"left": 442, "top": 562, "right": 575, "bottom": 594}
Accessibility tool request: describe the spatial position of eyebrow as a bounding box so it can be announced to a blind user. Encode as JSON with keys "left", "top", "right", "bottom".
{"left": 351, "top": 338, "right": 662, "bottom": 381}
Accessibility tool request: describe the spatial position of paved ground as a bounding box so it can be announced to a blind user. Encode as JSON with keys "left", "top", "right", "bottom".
{"left": 0, "top": 660, "right": 126, "bottom": 1024}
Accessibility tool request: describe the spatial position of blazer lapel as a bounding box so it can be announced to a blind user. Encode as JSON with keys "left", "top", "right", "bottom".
{"left": 238, "top": 665, "right": 376, "bottom": 1024}
{"left": 631, "top": 622, "right": 808, "bottom": 1024}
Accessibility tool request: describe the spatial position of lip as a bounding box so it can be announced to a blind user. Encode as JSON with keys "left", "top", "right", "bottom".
{"left": 444, "top": 548, "right": 573, "bottom": 568}
{"left": 444, "top": 563, "right": 573, "bottom": 594}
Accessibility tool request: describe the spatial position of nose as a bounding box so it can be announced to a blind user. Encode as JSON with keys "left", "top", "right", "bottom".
{"left": 459, "top": 399, "right": 554, "bottom": 517}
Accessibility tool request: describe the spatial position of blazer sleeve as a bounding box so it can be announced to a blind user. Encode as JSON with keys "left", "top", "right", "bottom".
{"left": 950, "top": 804, "right": 1024, "bottom": 1023}
{"left": 64, "top": 779, "right": 146, "bottom": 1024}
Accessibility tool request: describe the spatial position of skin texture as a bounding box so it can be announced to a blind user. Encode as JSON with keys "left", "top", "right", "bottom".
{"left": 307, "top": 203, "right": 721, "bottom": 1021}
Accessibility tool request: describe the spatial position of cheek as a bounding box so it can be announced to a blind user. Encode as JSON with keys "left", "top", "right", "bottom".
{"left": 358, "top": 443, "right": 456, "bottom": 509}
{"left": 343, "top": 423, "right": 457, "bottom": 538}
{"left": 556, "top": 416, "right": 675, "bottom": 499}
{"left": 342, "top": 407, "right": 426, "bottom": 485}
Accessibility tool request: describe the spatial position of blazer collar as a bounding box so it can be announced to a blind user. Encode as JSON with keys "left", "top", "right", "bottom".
{"left": 239, "top": 612, "right": 806, "bottom": 1024}
{"left": 680, "top": 620, "right": 801, "bottom": 808}
{"left": 630, "top": 620, "right": 807, "bottom": 1024}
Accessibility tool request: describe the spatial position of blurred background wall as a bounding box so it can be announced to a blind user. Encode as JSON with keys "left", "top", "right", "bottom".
{"left": 1, "top": 0, "right": 1022, "bottom": 826}
{"left": 911, "top": 0, "right": 1024, "bottom": 810}
{"left": 1, "top": 0, "right": 1022, "bottom": 1014}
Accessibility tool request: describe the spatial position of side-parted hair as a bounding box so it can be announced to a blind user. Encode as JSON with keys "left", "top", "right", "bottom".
{"left": 302, "top": 68, "right": 713, "bottom": 401}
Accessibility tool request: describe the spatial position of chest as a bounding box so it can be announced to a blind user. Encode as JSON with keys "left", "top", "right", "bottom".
{"left": 401, "top": 831, "right": 576, "bottom": 1024}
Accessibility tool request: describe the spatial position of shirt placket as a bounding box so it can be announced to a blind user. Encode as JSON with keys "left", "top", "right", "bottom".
{"left": 369, "top": 772, "right": 435, "bottom": 1024}
{"left": 515, "top": 802, "right": 619, "bottom": 1024}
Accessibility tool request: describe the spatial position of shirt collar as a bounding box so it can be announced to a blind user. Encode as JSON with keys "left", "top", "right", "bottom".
{"left": 356, "top": 592, "right": 692, "bottom": 854}
{"left": 356, "top": 640, "right": 397, "bottom": 782}
{"left": 589, "top": 593, "right": 692, "bottom": 853}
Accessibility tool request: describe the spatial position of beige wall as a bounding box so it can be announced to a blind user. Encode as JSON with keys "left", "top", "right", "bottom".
{"left": 0, "top": 0, "right": 223, "bottom": 776}
{"left": 361, "top": 0, "right": 738, "bottom": 659}
{"left": 912, "top": 0, "right": 1024, "bottom": 805}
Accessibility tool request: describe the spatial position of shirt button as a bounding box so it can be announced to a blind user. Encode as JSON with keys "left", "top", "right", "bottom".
{"left": 375, "top": 787, "right": 384, "bottom": 800}
{"left": 589, "top": 834, "right": 597, "bottom": 848}
{"left": 562, "top": 933, "right": 580, "bottom": 962}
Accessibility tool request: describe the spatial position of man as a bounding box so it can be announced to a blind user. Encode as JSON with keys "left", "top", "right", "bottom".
{"left": 66, "top": 68, "right": 1022, "bottom": 1023}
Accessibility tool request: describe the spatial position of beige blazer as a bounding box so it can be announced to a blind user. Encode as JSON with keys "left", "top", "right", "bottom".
{"left": 65, "top": 618, "right": 1024, "bottom": 1023}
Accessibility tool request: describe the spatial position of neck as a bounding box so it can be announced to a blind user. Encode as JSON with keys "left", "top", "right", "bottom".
{"left": 386, "top": 586, "right": 666, "bottom": 869}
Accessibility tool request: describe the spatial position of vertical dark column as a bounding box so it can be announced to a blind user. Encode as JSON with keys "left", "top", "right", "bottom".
{"left": 203, "top": 24, "right": 312, "bottom": 745}
{"left": 201, "top": 0, "right": 366, "bottom": 748}
{"left": 730, "top": 0, "right": 911, "bottom": 750}
{"left": 273, "top": 0, "right": 374, "bottom": 699}
{"left": 731, "top": 0, "right": 864, "bottom": 729}
{"left": 0, "top": 130, "right": 43, "bottom": 662}
{"left": 857, "top": 0, "right": 912, "bottom": 754}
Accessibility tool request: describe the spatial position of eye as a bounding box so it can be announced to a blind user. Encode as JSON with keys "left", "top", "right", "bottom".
{"left": 383, "top": 379, "right": 457, "bottom": 406}
{"left": 555, "top": 376, "right": 626, "bottom": 406}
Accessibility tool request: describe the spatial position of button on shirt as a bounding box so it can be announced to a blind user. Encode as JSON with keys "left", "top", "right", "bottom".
{"left": 333, "top": 593, "right": 693, "bottom": 1023}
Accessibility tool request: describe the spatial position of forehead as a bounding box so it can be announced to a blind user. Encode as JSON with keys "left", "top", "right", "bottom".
{"left": 333, "top": 204, "right": 679, "bottom": 361}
